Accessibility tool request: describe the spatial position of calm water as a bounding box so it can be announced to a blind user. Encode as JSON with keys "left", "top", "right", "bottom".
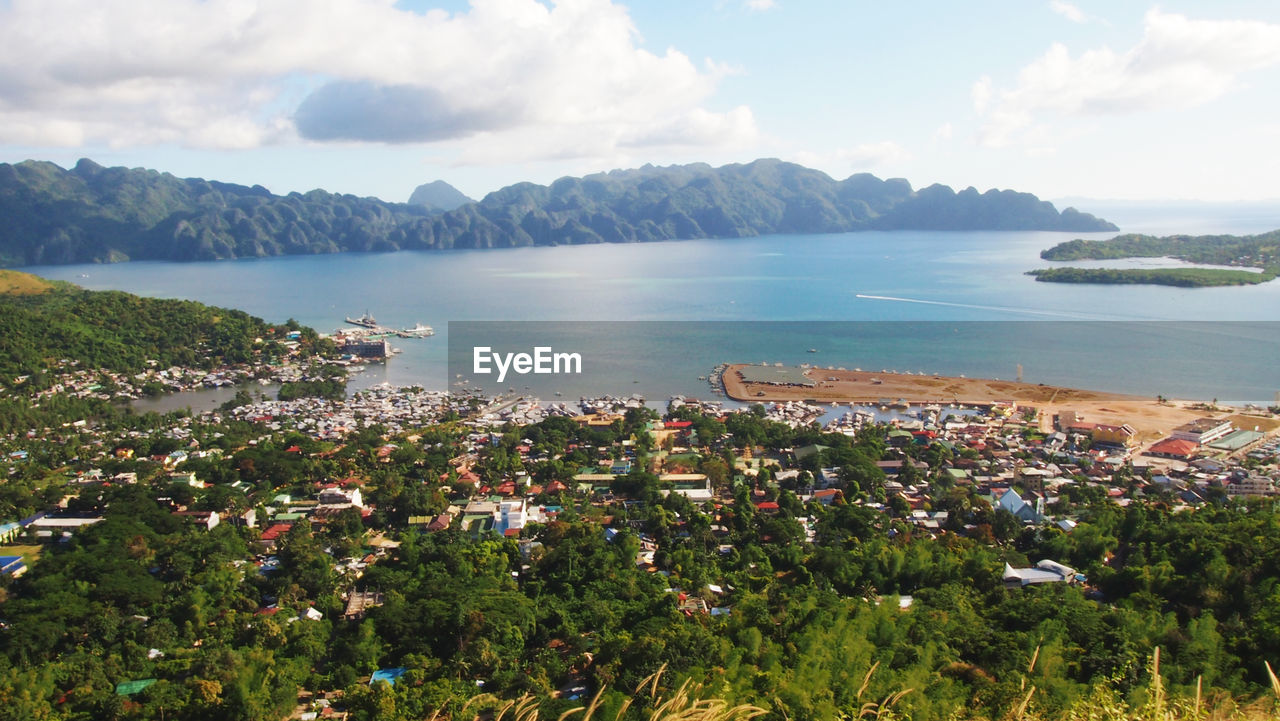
{"left": 27, "top": 212, "right": 1280, "bottom": 406}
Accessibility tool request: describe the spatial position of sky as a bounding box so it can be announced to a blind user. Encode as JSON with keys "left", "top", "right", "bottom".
{"left": 2, "top": 0, "right": 1280, "bottom": 204}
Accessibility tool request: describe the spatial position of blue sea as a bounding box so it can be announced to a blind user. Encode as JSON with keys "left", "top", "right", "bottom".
{"left": 25, "top": 207, "right": 1280, "bottom": 408}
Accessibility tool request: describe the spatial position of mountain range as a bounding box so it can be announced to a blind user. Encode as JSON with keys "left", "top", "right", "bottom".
{"left": 0, "top": 157, "right": 1116, "bottom": 266}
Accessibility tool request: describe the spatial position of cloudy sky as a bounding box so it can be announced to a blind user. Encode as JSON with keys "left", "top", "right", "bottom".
{"left": 2, "top": 0, "right": 1279, "bottom": 203}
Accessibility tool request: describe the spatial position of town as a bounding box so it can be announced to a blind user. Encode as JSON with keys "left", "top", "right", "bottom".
{"left": 4, "top": 343, "right": 1280, "bottom": 718}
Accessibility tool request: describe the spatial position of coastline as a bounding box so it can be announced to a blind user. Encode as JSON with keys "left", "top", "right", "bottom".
{"left": 722, "top": 363, "right": 1277, "bottom": 443}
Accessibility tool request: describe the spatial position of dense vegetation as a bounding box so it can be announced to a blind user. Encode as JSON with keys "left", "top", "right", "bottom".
{"left": 1041, "top": 230, "right": 1280, "bottom": 266}
{"left": 3, "top": 402, "right": 1280, "bottom": 721}
{"left": 278, "top": 372, "right": 348, "bottom": 402}
{"left": 1033, "top": 230, "right": 1280, "bottom": 288}
{"left": 1027, "top": 267, "right": 1277, "bottom": 287}
{"left": 0, "top": 158, "right": 1116, "bottom": 266}
{"left": 0, "top": 272, "right": 324, "bottom": 378}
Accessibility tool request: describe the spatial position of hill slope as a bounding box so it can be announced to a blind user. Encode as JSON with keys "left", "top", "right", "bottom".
{"left": 408, "top": 179, "right": 474, "bottom": 211}
{"left": 0, "top": 158, "right": 1116, "bottom": 266}
{"left": 0, "top": 271, "right": 313, "bottom": 377}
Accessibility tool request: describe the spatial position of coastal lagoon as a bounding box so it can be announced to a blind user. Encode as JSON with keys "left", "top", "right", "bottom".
{"left": 28, "top": 216, "right": 1280, "bottom": 406}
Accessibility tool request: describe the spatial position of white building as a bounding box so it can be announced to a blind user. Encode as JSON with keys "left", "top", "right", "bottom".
{"left": 318, "top": 486, "right": 363, "bottom": 508}
{"left": 1003, "top": 559, "right": 1080, "bottom": 588}
{"left": 498, "top": 500, "right": 527, "bottom": 534}
{"left": 1170, "top": 418, "right": 1234, "bottom": 445}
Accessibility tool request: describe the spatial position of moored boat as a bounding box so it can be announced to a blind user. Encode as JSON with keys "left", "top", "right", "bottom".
{"left": 345, "top": 312, "right": 378, "bottom": 328}
{"left": 396, "top": 323, "right": 435, "bottom": 337}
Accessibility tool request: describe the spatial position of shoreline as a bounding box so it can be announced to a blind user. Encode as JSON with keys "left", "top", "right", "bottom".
{"left": 722, "top": 363, "right": 1278, "bottom": 442}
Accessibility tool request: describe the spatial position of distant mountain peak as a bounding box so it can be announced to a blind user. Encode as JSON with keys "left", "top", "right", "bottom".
{"left": 73, "top": 157, "right": 104, "bottom": 174}
{"left": 0, "top": 157, "right": 1116, "bottom": 267}
{"left": 408, "top": 180, "right": 473, "bottom": 212}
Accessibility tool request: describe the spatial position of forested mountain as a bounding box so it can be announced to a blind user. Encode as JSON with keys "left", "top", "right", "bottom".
{"left": 407, "top": 180, "right": 473, "bottom": 211}
{"left": 0, "top": 270, "right": 320, "bottom": 377}
{"left": 0, "top": 158, "right": 1116, "bottom": 266}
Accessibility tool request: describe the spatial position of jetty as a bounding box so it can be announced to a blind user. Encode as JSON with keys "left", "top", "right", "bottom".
{"left": 719, "top": 363, "right": 1241, "bottom": 441}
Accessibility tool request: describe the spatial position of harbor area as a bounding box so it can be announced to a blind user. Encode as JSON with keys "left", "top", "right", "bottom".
{"left": 722, "top": 363, "right": 1279, "bottom": 443}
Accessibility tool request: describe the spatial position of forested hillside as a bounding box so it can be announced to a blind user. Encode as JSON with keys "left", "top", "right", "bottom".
{"left": 1041, "top": 230, "right": 1280, "bottom": 266}
{"left": 0, "top": 271, "right": 319, "bottom": 378}
{"left": 0, "top": 158, "right": 1116, "bottom": 266}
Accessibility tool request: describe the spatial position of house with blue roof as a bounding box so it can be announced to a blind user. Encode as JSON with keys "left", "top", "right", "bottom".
{"left": 993, "top": 488, "right": 1042, "bottom": 523}
{"left": 0, "top": 555, "right": 27, "bottom": 579}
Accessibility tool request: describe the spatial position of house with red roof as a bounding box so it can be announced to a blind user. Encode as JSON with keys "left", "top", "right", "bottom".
{"left": 811, "top": 489, "right": 842, "bottom": 506}
{"left": 258, "top": 522, "right": 293, "bottom": 550}
{"left": 1146, "top": 438, "right": 1199, "bottom": 460}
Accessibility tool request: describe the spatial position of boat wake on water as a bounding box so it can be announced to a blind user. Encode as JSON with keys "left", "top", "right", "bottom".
{"left": 853, "top": 294, "right": 1143, "bottom": 320}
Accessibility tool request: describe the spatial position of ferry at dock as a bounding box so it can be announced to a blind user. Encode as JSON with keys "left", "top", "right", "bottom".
{"left": 345, "top": 312, "right": 378, "bottom": 328}
{"left": 396, "top": 323, "right": 434, "bottom": 338}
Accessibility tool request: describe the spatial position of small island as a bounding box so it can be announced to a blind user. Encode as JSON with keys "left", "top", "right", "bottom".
{"left": 1027, "top": 266, "right": 1276, "bottom": 287}
{"left": 1030, "top": 229, "right": 1280, "bottom": 287}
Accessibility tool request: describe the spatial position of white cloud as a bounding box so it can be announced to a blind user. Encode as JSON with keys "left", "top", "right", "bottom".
{"left": 839, "top": 141, "right": 911, "bottom": 168}
{"left": 971, "top": 76, "right": 993, "bottom": 115}
{"left": 0, "top": 0, "right": 754, "bottom": 159}
{"left": 1049, "top": 0, "right": 1086, "bottom": 24}
{"left": 621, "top": 106, "right": 758, "bottom": 149}
{"left": 932, "top": 122, "right": 953, "bottom": 142}
{"left": 745, "top": 0, "right": 777, "bottom": 11}
{"left": 792, "top": 141, "right": 910, "bottom": 175}
{"left": 976, "top": 9, "right": 1280, "bottom": 147}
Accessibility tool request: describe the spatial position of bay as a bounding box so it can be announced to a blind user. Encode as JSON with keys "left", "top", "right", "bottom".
{"left": 26, "top": 217, "right": 1280, "bottom": 406}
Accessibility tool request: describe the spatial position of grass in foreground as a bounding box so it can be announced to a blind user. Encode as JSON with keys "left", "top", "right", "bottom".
{"left": 429, "top": 651, "right": 1280, "bottom": 721}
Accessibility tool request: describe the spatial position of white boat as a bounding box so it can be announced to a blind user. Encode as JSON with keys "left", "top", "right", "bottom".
{"left": 396, "top": 323, "right": 435, "bottom": 338}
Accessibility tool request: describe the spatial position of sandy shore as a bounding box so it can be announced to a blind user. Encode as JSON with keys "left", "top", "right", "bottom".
{"left": 722, "top": 363, "right": 1277, "bottom": 443}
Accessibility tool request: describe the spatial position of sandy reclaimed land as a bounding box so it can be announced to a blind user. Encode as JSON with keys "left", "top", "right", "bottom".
{"left": 722, "top": 363, "right": 1268, "bottom": 443}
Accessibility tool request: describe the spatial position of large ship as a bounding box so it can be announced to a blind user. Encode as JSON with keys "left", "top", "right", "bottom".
{"left": 396, "top": 323, "right": 434, "bottom": 338}
{"left": 345, "top": 312, "right": 378, "bottom": 328}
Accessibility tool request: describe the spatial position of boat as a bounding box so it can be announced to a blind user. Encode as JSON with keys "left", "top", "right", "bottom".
{"left": 396, "top": 323, "right": 434, "bottom": 338}
{"left": 808, "top": 348, "right": 818, "bottom": 353}
{"left": 345, "top": 312, "right": 378, "bottom": 328}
